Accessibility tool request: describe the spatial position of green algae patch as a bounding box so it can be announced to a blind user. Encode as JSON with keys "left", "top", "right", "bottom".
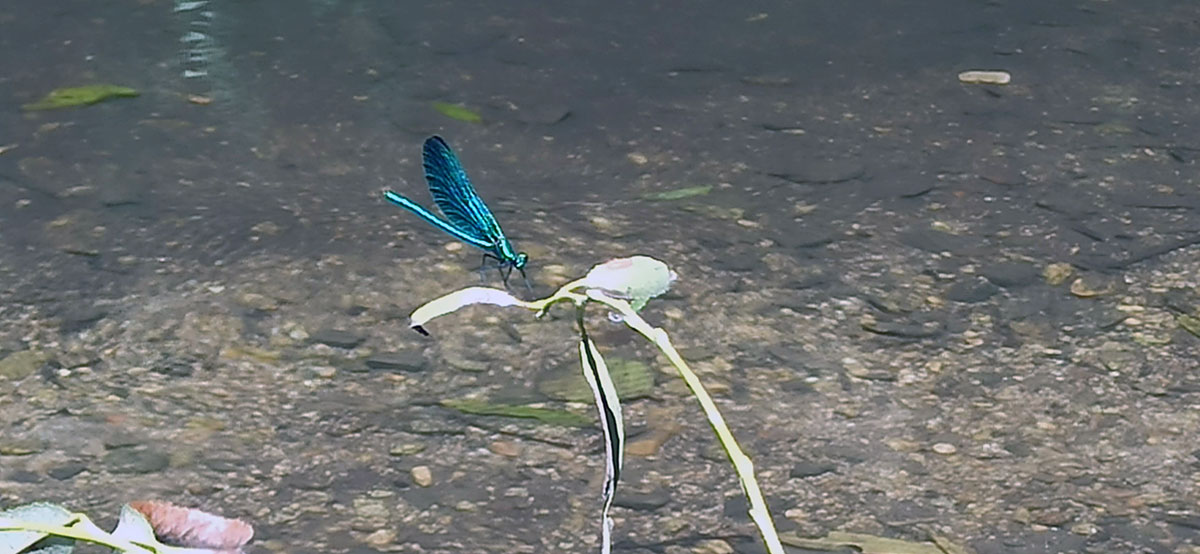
{"left": 1178, "top": 314, "right": 1200, "bottom": 339}
{"left": 441, "top": 398, "right": 590, "bottom": 427}
{"left": 0, "top": 349, "right": 47, "bottom": 381}
{"left": 780, "top": 530, "right": 963, "bottom": 554}
{"left": 538, "top": 357, "right": 655, "bottom": 402}
{"left": 431, "top": 101, "right": 483, "bottom": 124}
{"left": 22, "top": 85, "right": 139, "bottom": 111}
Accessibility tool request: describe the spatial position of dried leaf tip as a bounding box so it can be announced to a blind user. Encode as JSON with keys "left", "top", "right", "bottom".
{"left": 129, "top": 500, "right": 254, "bottom": 552}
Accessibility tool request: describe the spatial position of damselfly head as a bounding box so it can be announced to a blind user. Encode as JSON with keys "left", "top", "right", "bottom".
{"left": 514, "top": 252, "right": 529, "bottom": 269}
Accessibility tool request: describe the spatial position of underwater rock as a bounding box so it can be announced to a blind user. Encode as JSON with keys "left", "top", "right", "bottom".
{"left": 789, "top": 460, "right": 836, "bottom": 478}
{"left": 310, "top": 328, "right": 364, "bottom": 349}
{"left": 364, "top": 351, "right": 426, "bottom": 372}
{"left": 0, "top": 349, "right": 47, "bottom": 381}
{"left": 945, "top": 277, "right": 998, "bottom": 303}
{"left": 981, "top": 261, "right": 1040, "bottom": 289}
{"left": 103, "top": 446, "right": 170, "bottom": 474}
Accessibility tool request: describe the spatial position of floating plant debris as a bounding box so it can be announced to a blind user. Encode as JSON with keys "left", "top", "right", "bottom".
{"left": 22, "top": 85, "right": 139, "bottom": 111}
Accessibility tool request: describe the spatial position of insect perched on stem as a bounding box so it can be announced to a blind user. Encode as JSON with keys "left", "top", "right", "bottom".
{"left": 383, "top": 136, "right": 531, "bottom": 290}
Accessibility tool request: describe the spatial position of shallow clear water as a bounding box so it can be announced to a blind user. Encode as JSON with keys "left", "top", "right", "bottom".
{"left": 2, "top": 1, "right": 1199, "bottom": 552}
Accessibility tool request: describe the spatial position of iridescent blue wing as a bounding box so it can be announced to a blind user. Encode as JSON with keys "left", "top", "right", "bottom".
{"left": 422, "top": 136, "right": 505, "bottom": 246}
{"left": 382, "top": 190, "right": 494, "bottom": 251}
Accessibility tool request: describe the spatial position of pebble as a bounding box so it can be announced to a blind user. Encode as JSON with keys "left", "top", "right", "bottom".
{"left": 841, "top": 357, "right": 897, "bottom": 380}
{"left": 389, "top": 443, "right": 426, "bottom": 456}
{"left": 310, "top": 328, "right": 365, "bottom": 349}
{"left": 57, "top": 304, "right": 109, "bottom": 332}
{"left": 774, "top": 228, "right": 837, "bottom": 250}
{"left": 364, "top": 351, "right": 426, "bottom": 372}
{"left": 1078, "top": 305, "right": 1129, "bottom": 331}
{"left": 236, "top": 292, "right": 278, "bottom": 311}
{"left": 0, "top": 438, "right": 43, "bottom": 455}
{"left": 1070, "top": 522, "right": 1098, "bottom": 536}
{"left": 363, "top": 529, "right": 396, "bottom": 547}
{"left": 8, "top": 470, "right": 41, "bottom": 483}
{"left": 1069, "top": 277, "right": 1109, "bottom": 297}
{"left": 898, "top": 227, "right": 978, "bottom": 256}
{"left": 103, "top": 447, "right": 170, "bottom": 474}
{"left": 978, "top": 166, "right": 1025, "bottom": 187}
{"left": 1160, "top": 287, "right": 1200, "bottom": 314}
{"left": 1097, "top": 342, "right": 1140, "bottom": 372}
{"left": 1043, "top": 263, "right": 1074, "bottom": 285}
{"left": 309, "top": 366, "right": 337, "bottom": 379}
{"left": 411, "top": 465, "right": 433, "bottom": 487}
{"left": 1180, "top": 314, "right": 1200, "bottom": 338}
{"left": 625, "top": 420, "right": 681, "bottom": 457}
{"left": 958, "top": 70, "right": 1011, "bottom": 85}
{"left": 47, "top": 462, "right": 87, "bottom": 481}
{"left": 625, "top": 436, "right": 666, "bottom": 457}
{"left": 790, "top": 460, "right": 836, "bottom": 478}
{"left": 453, "top": 500, "right": 477, "bottom": 512}
{"left": 834, "top": 404, "right": 861, "bottom": 418}
{"left": 613, "top": 489, "right": 671, "bottom": 511}
{"left": 981, "top": 261, "right": 1039, "bottom": 288}
{"left": 691, "top": 539, "right": 734, "bottom": 554}
{"left": 860, "top": 318, "right": 943, "bottom": 340}
{"left": 932, "top": 442, "right": 958, "bottom": 455}
{"left": 945, "top": 277, "right": 998, "bottom": 303}
{"left": 288, "top": 327, "right": 309, "bottom": 341}
{"left": 352, "top": 497, "right": 390, "bottom": 521}
{"left": 488, "top": 440, "right": 521, "bottom": 458}
{"left": 1030, "top": 507, "right": 1072, "bottom": 527}
{"left": 442, "top": 352, "right": 490, "bottom": 372}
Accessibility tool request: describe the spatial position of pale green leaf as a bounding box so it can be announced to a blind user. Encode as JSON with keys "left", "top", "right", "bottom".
{"left": 0, "top": 503, "right": 77, "bottom": 553}
{"left": 23, "top": 85, "right": 139, "bottom": 111}
{"left": 431, "top": 102, "right": 483, "bottom": 124}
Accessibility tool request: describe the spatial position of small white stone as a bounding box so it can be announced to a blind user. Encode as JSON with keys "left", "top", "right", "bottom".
{"left": 932, "top": 442, "right": 958, "bottom": 455}
{"left": 311, "top": 366, "right": 336, "bottom": 379}
{"left": 364, "top": 529, "right": 396, "bottom": 547}
{"left": 958, "top": 70, "right": 1011, "bottom": 85}
{"left": 411, "top": 465, "right": 433, "bottom": 487}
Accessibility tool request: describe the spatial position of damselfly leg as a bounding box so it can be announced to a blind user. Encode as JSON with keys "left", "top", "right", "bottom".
{"left": 480, "top": 253, "right": 533, "bottom": 294}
